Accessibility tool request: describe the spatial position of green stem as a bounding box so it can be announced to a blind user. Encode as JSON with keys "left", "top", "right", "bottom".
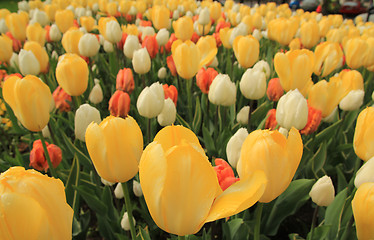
{"left": 254, "top": 202, "right": 263, "bottom": 240}
{"left": 38, "top": 132, "right": 57, "bottom": 178}
{"left": 247, "top": 100, "right": 254, "bottom": 132}
{"left": 147, "top": 118, "right": 151, "bottom": 144}
{"left": 186, "top": 79, "right": 193, "bottom": 123}
{"left": 72, "top": 96, "right": 81, "bottom": 112}
{"left": 310, "top": 206, "right": 319, "bottom": 240}
{"left": 121, "top": 182, "right": 137, "bottom": 240}
{"left": 178, "top": 236, "right": 186, "bottom": 240}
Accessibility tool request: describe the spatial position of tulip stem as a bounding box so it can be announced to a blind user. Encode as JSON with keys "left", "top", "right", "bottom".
{"left": 178, "top": 236, "right": 186, "bottom": 240}
{"left": 38, "top": 132, "right": 57, "bottom": 178}
{"left": 186, "top": 79, "right": 193, "bottom": 123}
{"left": 121, "top": 182, "right": 137, "bottom": 240}
{"left": 309, "top": 206, "right": 319, "bottom": 240}
{"left": 254, "top": 202, "right": 263, "bottom": 240}
{"left": 147, "top": 118, "right": 151, "bottom": 144}
{"left": 247, "top": 100, "right": 254, "bottom": 132}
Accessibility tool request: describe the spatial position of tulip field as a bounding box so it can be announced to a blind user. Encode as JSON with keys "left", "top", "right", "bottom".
{"left": 1, "top": 0, "right": 374, "bottom": 239}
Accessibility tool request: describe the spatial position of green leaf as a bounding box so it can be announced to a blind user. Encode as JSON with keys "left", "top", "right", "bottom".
{"left": 264, "top": 179, "right": 315, "bottom": 236}
{"left": 325, "top": 188, "right": 348, "bottom": 240}
{"left": 65, "top": 155, "right": 80, "bottom": 216}
{"left": 192, "top": 97, "right": 202, "bottom": 134}
{"left": 4, "top": 103, "right": 27, "bottom": 134}
{"left": 202, "top": 126, "right": 215, "bottom": 154}
{"left": 74, "top": 185, "right": 107, "bottom": 216}
{"left": 306, "top": 120, "right": 342, "bottom": 148}
{"left": 306, "top": 225, "right": 331, "bottom": 240}
{"left": 101, "top": 186, "right": 119, "bottom": 222}
{"left": 306, "top": 142, "right": 327, "bottom": 178}
{"left": 251, "top": 101, "right": 272, "bottom": 125}
{"left": 176, "top": 113, "right": 191, "bottom": 129}
{"left": 137, "top": 227, "right": 151, "bottom": 240}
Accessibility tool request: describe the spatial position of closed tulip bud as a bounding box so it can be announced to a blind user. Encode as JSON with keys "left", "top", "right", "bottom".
{"left": 198, "top": 7, "right": 210, "bottom": 26}
{"left": 133, "top": 180, "right": 143, "bottom": 197}
{"left": 0, "top": 167, "right": 73, "bottom": 239}
{"left": 55, "top": 10, "right": 74, "bottom": 33}
{"left": 86, "top": 115, "right": 143, "bottom": 182}
{"left": 229, "top": 23, "right": 249, "bottom": 46}
{"left": 114, "top": 183, "right": 124, "bottom": 199}
{"left": 344, "top": 37, "right": 367, "bottom": 69}
{"left": 62, "top": 28, "right": 83, "bottom": 55}
{"left": 142, "top": 35, "right": 159, "bottom": 59}
{"left": 75, "top": 103, "right": 101, "bottom": 142}
{"left": 78, "top": 33, "right": 100, "bottom": 57}
{"left": 132, "top": 48, "right": 151, "bottom": 75}
{"left": 19, "top": 49, "right": 40, "bottom": 76}
{"left": 56, "top": 53, "right": 89, "bottom": 96}
{"left": 42, "top": 125, "right": 51, "bottom": 139}
{"left": 226, "top": 128, "right": 248, "bottom": 169}
{"left": 44, "top": 4, "right": 57, "bottom": 22}
{"left": 109, "top": 90, "right": 131, "bottom": 118}
{"left": 339, "top": 90, "right": 364, "bottom": 111}
{"left": 173, "top": 16, "right": 194, "bottom": 41}
{"left": 26, "top": 22, "right": 46, "bottom": 46}
{"left": 240, "top": 68, "right": 266, "bottom": 100}
{"left": 157, "top": 98, "right": 176, "bottom": 126}
{"left": 355, "top": 157, "right": 374, "bottom": 188}
{"left": 267, "top": 18, "right": 298, "bottom": 46}
{"left": 105, "top": 20, "right": 122, "bottom": 43}
{"left": 139, "top": 125, "right": 267, "bottom": 236}
{"left": 123, "top": 35, "right": 141, "bottom": 59}
{"left": 299, "top": 19, "right": 319, "bottom": 49}
{"left": 267, "top": 78, "right": 284, "bottom": 102}
{"left": 196, "top": 67, "right": 218, "bottom": 94}
{"left": 137, "top": 82, "right": 165, "bottom": 118}
{"left": 233, "top": 35, "right": 259, "bottom": 69}
{"left": 0, "top": 34, "right": 13, "bottom": 62}
{"left": 352, "top": 183, "right": 374, "bottom": 240}
{"left": 30, "top": 9, "right": 49, "bottom": 27}
{"left": 156, "top": 28, "right": 169, "bottom": 46}
{"left": 24, "top": 41, "right": 49, "bottom": 73}
{"left": 158, "top": 67, "right": 167, "bottom": 79}
{"left": 237, "top": 106, "right": 250, "bottom": 125}
{"left": 89, "top": 79, "right": 103, "bottom": 104}
{"left": 163, "top": 84, "right": 178, "bottom": 106}
{"left": 276, "top": 89, "right": 308, "bottom": 130}
{"left": 121, "top": 212, "right": 136, "bottom": 231}
{"left": 103, "top": 40, "right": 114, "bottom": 52}
{"left": 116, "top": 68, "right": 134, "bottom": 93}
{"left": 354, "top": 107, "right": 374, "bottom": 161}
{"left": 49, "top": 24, "right": 62, "bottom": 42}
{"left": 152, "top": 5, "right": 170, "bottom": 30}
{"left": 309, "top": 176, "right": 335, "bottom": 207}
{"left": 2, "top": 75, "right": 52, "bottom": 132}
{"left": 253, "top": 60, "right": 271, "bottom": 79}
{"left": 53, "top": 86, "right": 72, "bottom": 112}
{"left": 208, "top": 74, "right": 237, "bottom": 106}
{"left": 29, "top": 139, "right": 62, "bottom": 172}
{"left": 238, "top": 127, "right": 302, "bottom": 203}
{"left": 9, "top": 52, "right": 19, "bottom": 69}
{"left": 18, "top": 1, "right": 29, "bottom": 12}
{"left": 6, "top": 13, "right": 28, "bottom": 41}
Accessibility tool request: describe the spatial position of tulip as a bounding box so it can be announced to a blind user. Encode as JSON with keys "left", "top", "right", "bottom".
{"left": 265, "top": 109, "right": 278, "bottom": 130}
{"left": 198, "top": 7, "right": 210, "bottom": 26}
{"left": 139, "top": 125, "right": 267, "bottom": 236}
{"left": 219, "top": 27, "right": 233, "bottom": 49}
{"left": 5, "top": 13, "right": 28, "bottom": 41}
{"left": 30, "top": 8, "right": 49, "bottom": 27}
{"left": 319, "top": 17, "right": 332, "bottom": 38}
{"left": 86, "top": 115, "right": 143, "bottom": 183}
{"left": 208, "top": 74, "right": 237, "bottom": 106}
{"left": 157, "top": 98, "right": 176, "bottom": 126}
{"left": 364, "top": 37, "right": 374, "bottom": 68}
{"left": 214, "top": 158, "right": 240, "bottom": 191}
{"left": 196, "top": 67, "right": 218, "bottom": 94}
{"left": 116, "top": 68, "right": 134, "bottom": 93}
{"left": 226, "top": 128, "right": 248, "bottom": 169}
{"left": 75, "top": 103, "right": 101, "bottom": 142}
{"left": 355, "top": 157, "right": 374, "bottom": 188}
{"left": 156, "top": 28, "right": 169, "bottom": 47}
{"left": 299, "top": 19, "right": 319, "bottom": 49}
{"left": 24, "top": 41, "right": 49, "bottom": 73}
{"left": 173, "top": 16, "right": 194, "bottom": 41}
{"left": 61, "top": 28, "right": 83, "bottom": 55}
{"left": 237, "top": 106, "right": 250, "bottom": 125}
{"left": 80, "top": 16, "right": 96, "bottom": 33}
{"left": 196, "top": 35, "right": 218, "bottom": 67}
{"left": 137, "top": 82, "right": 165, "bottom": 118}
{"left": 210, "top": 2, "right": 222, "bottom": 21}
{"left": 49, "top": 24, "right": 62, "bottom": 42}
{"left": 18, "top": 49, "right": 38, "bottom": 76}
{"left": 309, "top": 176, "right": 335, "bottom": 207}
{"left": 142, "top": 35, "right": 159, "bottom": 59}
{"left": 2, "top": 75, "right": 52, "bottom": 132}
{"left": 339, "top": 90, "right": 364, "bottom": 111}
{"left": 267, "top": 78, "right": 284, "bottom": 102}
{"left": 267, "top": 18, "right": 298, "bottom": 46}
{"left": 344, "top": 37, "right": 367, "bottom": 69}
{"left": 89, "top": 79, "right": 103, "bottom": 104}
{"left": 0, "top": 34, "right": 13, "bottom": 62}
{"left": 56, "top": 53, "right": 89, "bottom": 96}
{"left": 233, "top": 35, "right": 259, "bottom": 69}
{"left": 0, "top": 167, "right": 73, "bottom": 240}
{"left": 253, "top": 60, "right": 271, "bottom": 79}
{"left": 274, "top": 49, "right": 315, "bottom": 97}
{"left": 121, "top": 212, "right": 136, "bottom": 231}
{"left": 52, "top": 86, "right": 72, "bottom": 112}
{"left": 166, "top": 55, "right": 177, "bottom": 76}
{"left": 78, "top": 33, "right": 100, "bottom": 57}
{"left": 30, "top": 139, "right": 62, "bottom": 172}
{"left": 314, "top": 41, "right": 344, "bottom": 77}
{"left": 55, "top": 10, "right": 74, "bottom": 33}
{"left": 276, "top": 89, "right": 308, "bottom": 130}
{"left": 133, "top": 180, "right": 143, "bottom": 197}
{"left": 105, "top": 20, "right": 122, "bottom": 43}
{"left": 109, "top": 90, "right": 131, "bottom": 118}
{"left": 158, "top": 67, "right": 167, "bottom": 79}
{"left": 152, "top": 5, "right": 170, "bottom": 30}
{"left": 123, "top": 35, "right": 141, "bottom": 59}
{"left": 238, "top": 127, "right": 302, "bottom": 203}
{"left": 163, "top": 84, "right": 178, "bottom": 106}
{"left": 240, "top": 68, "right": 266, "bottom": 100}
{"left": 26, "top": 22, "right": 46, "bottom": 46}
{"left": 300, "top": 105, "right": 322, "bottom": 136}
{"left": 354, "top": 107, "right": 374, "bottom": 161}
{"left": 132, "top": 48, "right": 151, "bottom": 75}
{"left": 44, "top": 4, "right": 57, "bottom": 22}
{"left": 352, "top": 182, "right": 374, "bottom": 240}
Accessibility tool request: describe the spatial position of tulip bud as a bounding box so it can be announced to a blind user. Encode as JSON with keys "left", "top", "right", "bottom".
{"left": 196, "top": 68, "right": 218, "bottom": 94}
{"left": 240, "top": 68, "right": 267, "bottom": 100}
{"left": 18, "top": 49, "right": 40, "bottom": 76}
{"left": 75, "top": 103, "right": 101, "bottom": 142}
{"left": 267, "top": 78, "right": 284, "bottom": 102}
{"left": 53, "top": 86, "right": 72, "bottom": 112}
{"left": 0, "top": 34, "right": 13, "bottom": 63}
{"left": 355, "top": 157, "right": 374, "bottom": 188}
{"left": 133, "top": 180, "right": 143, "bottom": 197}
{"left": 9, "top": 52, "right": 19, "bottom": 69}
{"left": 29, "top": 139, "right": 62, "bottom": 172}
{"left": 30, "top": 9, "right": 49, "bottom": 27}
{"left": 276, "top": 89, "right": 308, "bottom": 130}
{"left": 103, "top": 40, "right": 114, "bottom": 52}
{"left": 252, "top": 29, "right": 262, "bottom": 41}
{"left": 226, "top": 128, "right": 248, "bottom": 168}
{"left": 132, "top": 48, "right": 151, "bottom": 75}
{"left": 253, "top": 60, "right": 271, "bottom": 79}
{"left": 156, "top": 28, "right": 169, "bottom": 46}
{"left": 233, "top": 35, "right": 259, "bottom": 69}
{"left": 18, "top": 1, "right": 29, "bottom": 12}
{"left": 158, "top": 67, "right": 167, "bottom": 79}
{"left": 309, "top": 176, "right": 335, "bottom": 207}
{"left": 114, "top": 183, "right": 124, "bottom": 199}
{"left": 198, "top": 7, "right": 210, "bottom": 26}
{"left": 339, "top": 90, "right": 364, "bottom": 112}
{"left": 173, "top": 16, "right": 193, "bottom": 41}
{"left": 352, "top": 182, "right": 374, "bottom": 240}
{"left": 157, "top": 98, "right": 176, "bottom": 126}
{"left": 237, "top": 106, "right": 250, "bottom": 125}
{"left": 140, "top": 26, "right": 155, "bottom": 42}
{"left": 123, "top": 35, "right": 141, "bottom": 59}
{"left": 121, "top": 212, "right": 136, "bottom": 231}
{"left": 105, "top": 20, "right": 122, "bottom": 43}
{"left": 109, "top": 90, "right": 131, "bottom": 118}
{"left": 142, "top": 35, "right": 158, "bottom": 59}
{"left": 353, "top": 107, "right": 374, "bottom": 161}
{"left": 208, "top": 74, "right": 237, "bottom": 106}
{"left": 89, "top": 79, "right": 103, "bottom": 104}
{"left": 55, "top": 10, "right": 74, "bottom": 34}
{"left": 79, "top": 33, "right": 100, "bottom": 57}
{"left": 229, "top": 23, "right": 249, "bottom": 46}
{"left": 0, "top": 19, "right": 8, "bottom": 34}
{"left": 49, "top": 24, "right": 61, "bottom": 42}
{"left": 214, "top": 158, "right": 240, "bottom": 191}
{"left": 137, "top": 82, "right": 165, "bottom": 118}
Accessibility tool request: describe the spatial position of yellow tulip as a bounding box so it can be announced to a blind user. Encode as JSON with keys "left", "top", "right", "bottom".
{"left": 0, "top": 9, "right": 10, "bottom": 19}
{"left": 274, "top": 49, "right": 315, "bottom": 97}
{"left": 318, "top": 17, "right": 333, "bottom": 38}
{"left": 219, "top": 27, "right": 233, "bottom": 49}
{"left": 151, "top": 5, "right": 170, "bottom": 30}
{"left": 352, "top": 182, "right": 374, "bottom": 240}
{"left": 55, "top": 9, "right": 74, "bottom": 33}
{"left": 0, "top": 167, "right": 73, "bottom": 240}
{"left": 299, "top": 19, "right": 319, "bottom": 49}
{"left": 24, "top": 41, "right": 49, "bottom": 73}
{"left": 56, "top": 53, "right": 89, "bottom": 96}
{"left": 85, "top": 116, "right": 143, "bottom": 183}
{"left": 0, "top": 34, "right": 13, "bottom": 62}
{"left": 173, "top": 16, "right": 193, "bottom": 41}
{"left": 252, "top": 12, "right": 263, "bottom": 30}
{"left": 122, "top": 24, "right": 139, "bottom": 36}
{"left": 26, "top": 22, "right": 46, "bottom": 46}
{"left": 139, "top": 125, "right": 267, "bottom": 236}
{"left": 44, "top": 4, "right": 58, "bottom": 22}
{"left": 314, "top": 41, "right": 343, "bottom": 77}
{"left": 119, "top": 0, "right": 132, "bottom": 14}
{"left": 354, "top": 107, "right": 374, "bottom": 161}
{"left": 233, "top": 35, "right": 259, "bottom": 69}
{"left": 5, "top": 13, "right": 28, "bottom": 41}
{"left": 80, "top": 16, "right": 96, "bottom": 32}
{"left": 107, "top": 1, "right": 117, "bottom": 16}
{"left": 326, "top": 28, "right": 347, "bottom": 44}
{"left": 135, "top": 0, "right": 147, "bottom": 14}
{"left": 237, "top": 127, "right": 302, "bottom": 203}
{"left": 267, "top": 18, "right": 299, "bottom": 46}
{"left": 209, "top": 1, "right": 222, "bottom": 21}
{"left": 29, "top": 0, "right": 43, "bottom": 9}
{"left": 227, "top": 10, "right": 240, "bottom": 27}
{"left": 329, "top": 14, "right": 343, "bottom": 28}
{"left": 338, "top": 69, "right": 364, "bottom": 92}
{"left": 196, "top": 35, "right": 217, "bottom": 65}
{"left": 2, "top": 75, "right": 52, "bottom": 132}
{"left": 289, "top": 38, "right": 302, "bottom": 50}
{"left": 61, "top": 28, "right": 83, "bottom": 55}
{"left": 364, "top": 37, "right": 374, "bottom": 67}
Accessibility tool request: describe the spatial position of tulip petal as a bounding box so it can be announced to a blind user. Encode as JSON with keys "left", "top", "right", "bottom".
{"left": 286, "top": 127, "right": 303, "bottom": 174}
{"left": 2, "top": 75, "right": 20, "bottom": 112}
{"left": 274, "top": 53, "right": 291, "bottom": 91}
{"left": 205, "top": 170, "right": 267, "bottom": 222}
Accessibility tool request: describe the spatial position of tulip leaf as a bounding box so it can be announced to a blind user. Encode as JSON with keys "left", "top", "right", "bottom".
{"left": 263, "top": 179, "right": 314, "bottom": 236}
{"left": 250, "top": 101, "right": 272, "bottom": 126}
{"left": 192, "top": 97, "right": 202, "bottom": 134}
{"left": 74, "top": 185, "right": 108, "bottom": 216}
{"left": 306, "top": 142, "right": 327, "bottom": 179}
{"left": 223, "top": 218, "right": 251, "bottom": 240}
{"left": 65, "top": 155, "right": 81, "bottom": 216}
{"left": 97, "top": 214, "right": 116, "bottom": 240}
{"left": 4, "top": 103, "right": 28, "bottom": 134}
{"left": 137, "top": 227, "right": 151, "bottom": 240}
{"left": 324, "top": 188, "right": 348, "bottom": 240}
{"left": 306, "top": 225, "right": 331, "bottom": 240}
{"left": 341, "top": 109, "right": 359, "bottom": 132}
{"left": 101, "top": 186, "right": 119, "bottom": 222}
{"left": 288, "top": 233, "right": 305, "bottom": 240}
{"left": 306, "top": 119, "right": 343, "bottom": 148}
{"left": 202, "top": 126, "right": 216, "bottom": 156}
{"left": 176, "top": 113, "right": 191, "bottom": 129}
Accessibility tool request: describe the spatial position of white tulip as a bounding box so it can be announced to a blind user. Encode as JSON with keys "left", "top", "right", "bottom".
{"left": 309, "top": 176, "right": 335, "bottom": 207}
{"left": 240, "top": 68, "right": 267, "bottom": 100}
{"left": 355, "top": 157, "right": 374, "bottom": 188}
{"left": 339, "top": 90, "right": 365, "bottom": 111}
{"left": 132, "top": 48, "right": 151, "bottom": 75}
{"left": 19, "top": 49, "right": 40, "bottom": 76}
{"left": 137, "top": 82, "right": 165, "bottom": 118}
{"left": 226, "top": 128, "right": 248, "bottom": 168}
{"left": 123, "top": 35, "right": 141, "bottom": 59}
{"left": 208, "top": 74, "right": 237, "bottom": 106}
{"left": 74, "top": 104, "right": 101, "bottom": 142}
{"left": 157, "top": 98, "right": 176, "bottom": 126}
{"left": 79, "top": 33, "right": 100, "bottom": 57}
